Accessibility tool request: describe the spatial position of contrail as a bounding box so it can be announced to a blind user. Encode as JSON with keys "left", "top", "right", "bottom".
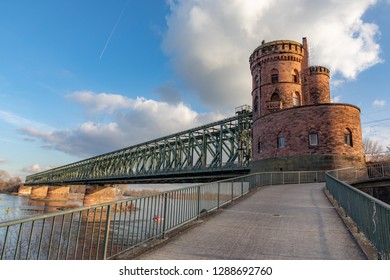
{"left": 99, "top": 0, "right": 130, "bottom": 59}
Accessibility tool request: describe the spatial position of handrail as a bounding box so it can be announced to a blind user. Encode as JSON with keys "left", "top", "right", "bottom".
{"left": 325, "top": 162, "right": 390, "bottom": 260}
{"left": 1, "top": 170, "right": 325, "bottom": 260}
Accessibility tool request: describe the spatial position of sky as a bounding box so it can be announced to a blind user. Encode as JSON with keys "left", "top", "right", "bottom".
{"left": 1, "top": 0, "right": 390, "bottom": 179}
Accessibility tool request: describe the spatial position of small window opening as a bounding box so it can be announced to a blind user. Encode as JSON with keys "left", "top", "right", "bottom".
{"left": 271, "top": 69, "right": 279, "bottom": 84}
{"left": 254, "top": 96, "right": 259, "bottom": 112}
{"left": 309, "top": 133, "right": 318, "bottom": 146}
{"left": 344, "top": 129, "right": 353, "bottom": 146}
{"left": 271, "top": 74, "right": 278, "bottom": 84}
{"left": 278, "top": 137, "right": 285, "bottom": 149}
{"left": 293, "top": 92, "right": 300, "bottom": 106}
{"left": 257, "top": 141, "right": 263, "bottom": 153}
{"left": 292, "top": 69, "right": 299, "bottom": 83}
{"left": 271, "top": 92, "right": 280, "bottom": 101}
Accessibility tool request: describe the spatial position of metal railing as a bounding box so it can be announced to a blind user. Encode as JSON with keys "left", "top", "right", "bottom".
{"left": 0, "top": 170, "right": 325, "bottom": 260}
{"left": 325, "top": 162, "right": 390, "bottom": 260}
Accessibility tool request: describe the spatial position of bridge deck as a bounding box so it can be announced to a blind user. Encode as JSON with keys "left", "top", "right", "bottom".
{"left": 125, "top": 183, "right": 366, "bottom": 260}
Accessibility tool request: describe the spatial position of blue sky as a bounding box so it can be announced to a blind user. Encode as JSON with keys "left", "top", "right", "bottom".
{"left": 1, "top": 0, "right": 390, "bottom": 179}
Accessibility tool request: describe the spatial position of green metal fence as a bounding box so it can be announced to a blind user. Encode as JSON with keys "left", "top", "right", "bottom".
{"left": 0, "top": 170, "right": 324, "bottom": 260}
{"left": 325, "top": 162, "right": 390, "bottom": 260}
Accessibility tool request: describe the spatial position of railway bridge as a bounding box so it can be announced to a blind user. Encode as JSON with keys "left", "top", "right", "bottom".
{"left": 21, "top": 106, "right": 252, "bottom": 203}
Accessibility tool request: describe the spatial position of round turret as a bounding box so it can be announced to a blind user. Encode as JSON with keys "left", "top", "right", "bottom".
{"left": 249, "top": 39, "right": 306, "bottom": 119}
{"left": 302, "top": 66, "right": 331, "bottom": 104}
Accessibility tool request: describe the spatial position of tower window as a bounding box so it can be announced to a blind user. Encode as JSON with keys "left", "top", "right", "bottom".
{"left": 271, "top": 74, "right": 278, "bottom": 83}
{"left": 271, "top": 69, "right": 279, "bottom": 84}
{"left": 292, "top": 74, "right": 298, "bottom": 83}
{"left": 293, "top": 92, "right": 300, "bottom": 106}
{"left": 309, "top": 133, "right": 318, "bottom": 146}
{"left": 344, "top": 129, "right": 353, "bottom": 146}
{"left": 292, "top": 69, "right": 299, "bottom": 83}
{"left": 254, "top": 96, "right": 259, "bottom": 112}
{"left": 257, "top": 141, "right": 263, "bottom": 153}
{"left": 278, "top": 137, "right": 285, "bottom": 149}
{"left": 271, "top": 92, "right": 280, "bottom": 101}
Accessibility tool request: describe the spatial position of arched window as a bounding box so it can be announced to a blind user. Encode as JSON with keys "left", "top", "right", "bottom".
{"left": 271, "top": 92, "right": 280, "bottom": 101}
{"left": 278, "top": 136, "right": 285, "bottom": 149}
{"left": 257, "top": 138, "right": 263, "bottom": 153}
{"left": 254, "top": 96, "right": 259, "bottom": 112}
{"left": 309, "top": 132, "right": 318, "bottom": 146}
{"left": 344, "top": 128, "right": 353, "bottom": 146}
{"left": 292, "top": 69, "right": 299, "bottom": 83}
{"left": 293, "top": 92, "right": 300, "bottom": 106}
{"left": 271, "top": 69, "right": 279, "bottom": 84}
{"left": 253, "top": 75, "right": 259, "bottom": 89}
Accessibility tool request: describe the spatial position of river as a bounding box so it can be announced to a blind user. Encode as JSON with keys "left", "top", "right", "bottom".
{"left": 0, "top": 184, "right": 194, "bottom": 223}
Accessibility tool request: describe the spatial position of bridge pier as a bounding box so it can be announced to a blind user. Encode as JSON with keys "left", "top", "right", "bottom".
{"left": 18, "top": 184, "right": 32, "bottom": 196}
{"left": 83, "top": 185, "right": 119, "bottom": 205}
{"left": 46, "top": 186, "right": 70, "bottom": 201}
{"left": 30, "top": 186, "right": 49, "bottom": 199}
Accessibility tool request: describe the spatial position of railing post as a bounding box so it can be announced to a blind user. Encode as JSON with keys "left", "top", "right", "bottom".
{"left": 298, "top": 172, "right": 301, "bottom": 184}
{"left": 102, "top": 205, "right": 112, "bottom": 260}
{"left": 197, "top": 186, "right": 201, "bottom": 219}
{"left": 381, "top": 164, "right": 385, "bottom": 177}
{"left": 162, "top": 193, "right": 168, "bottom": 239}
{"left": 241, "top": 178, "right": 244, "bottom": 197}
{"left": 217, "top": 182, "right": 220, "bottom": 209}
{"left": 231, "top": 181, "right": 234, "bottom": 201}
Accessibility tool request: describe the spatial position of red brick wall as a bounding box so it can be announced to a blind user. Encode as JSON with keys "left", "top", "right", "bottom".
{"left": 252, "top": 104, "right": 364, "bottom": 162}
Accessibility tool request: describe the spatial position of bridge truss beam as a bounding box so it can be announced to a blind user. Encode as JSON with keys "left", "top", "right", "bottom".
{"left": 25, "top": 108, "right": 252, "bottom": 185}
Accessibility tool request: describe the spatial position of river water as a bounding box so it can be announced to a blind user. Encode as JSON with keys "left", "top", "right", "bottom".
{"left": 0, "top": 184, "right": 194, "bottom": 223}
{"left": 0, "top": 193, "right": 82, "bottom": 223}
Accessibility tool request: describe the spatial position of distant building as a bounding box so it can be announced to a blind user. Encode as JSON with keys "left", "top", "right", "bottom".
{"left": 249, "top": 38, "right": 365, "bottom": 172}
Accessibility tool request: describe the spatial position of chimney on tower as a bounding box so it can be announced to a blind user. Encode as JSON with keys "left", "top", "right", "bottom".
{"left": 302, "top": 37, "right": 309, "bottom": 69}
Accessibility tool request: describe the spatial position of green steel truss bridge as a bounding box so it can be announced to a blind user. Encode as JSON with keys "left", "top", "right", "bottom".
{"left": 25, "top": 106, "right": 252, "bottom": 185}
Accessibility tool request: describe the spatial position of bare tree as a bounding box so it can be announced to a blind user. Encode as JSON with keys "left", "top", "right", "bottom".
{"left": 0, "top": 170, "right": 21, "bottom": 193}
{"left": 363, "top": 138, "right": 390, "bottom": 163}
{"left": 363, "top": 138, "right": 382, "bottom": 154}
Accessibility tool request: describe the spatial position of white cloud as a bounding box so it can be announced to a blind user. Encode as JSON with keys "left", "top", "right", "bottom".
{"left": 372, "top": 99, "right": 386, "bottom": 107}
{"left": 67, "top": 91, "right": 133, "bottom": 114}
{"left": 163, "top": 0, "right": 382, "bottom": 112}
{"left": 20, "top": 91, "right": 225, "bottom": 157}
{"left": 331, "top": 96, "right": 342, "bottom": 103}
{"left": 0, "top": 110, "right": 53, "bottom": 131}
{"left": 22, "top": 164, "right": 53, "bottom": 174}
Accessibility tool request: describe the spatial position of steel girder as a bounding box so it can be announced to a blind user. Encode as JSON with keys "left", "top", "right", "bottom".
{"left": 25, "top": 110, "right": 252, "bottom": 185}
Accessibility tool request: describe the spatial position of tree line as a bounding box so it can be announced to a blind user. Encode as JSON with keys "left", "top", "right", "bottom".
{"left": 363, "top": 138, "right": 390, "bottom": 163}
{"left": 0, "top": 170, "right": 21, "bottom": 193}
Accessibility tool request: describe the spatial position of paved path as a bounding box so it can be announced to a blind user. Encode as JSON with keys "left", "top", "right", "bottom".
{"left": 133, "top": 183, "right": 366, "bottom": 260}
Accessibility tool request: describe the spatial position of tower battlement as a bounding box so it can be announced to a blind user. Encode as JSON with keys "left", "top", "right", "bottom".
{"left": 309, "top": 66, "right": 330, "bottom": 76}
{"left": 249, "top": 40, "right": 305, "bottom": 64}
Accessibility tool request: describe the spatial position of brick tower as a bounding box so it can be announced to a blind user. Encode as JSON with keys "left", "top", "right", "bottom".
{"left": 249, "top": 38, "right": 365, "bottom": 172}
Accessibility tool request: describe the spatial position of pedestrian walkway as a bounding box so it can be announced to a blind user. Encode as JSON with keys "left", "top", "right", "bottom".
{"left": 128, "top": 183, "right": 366, "bottom": 260}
